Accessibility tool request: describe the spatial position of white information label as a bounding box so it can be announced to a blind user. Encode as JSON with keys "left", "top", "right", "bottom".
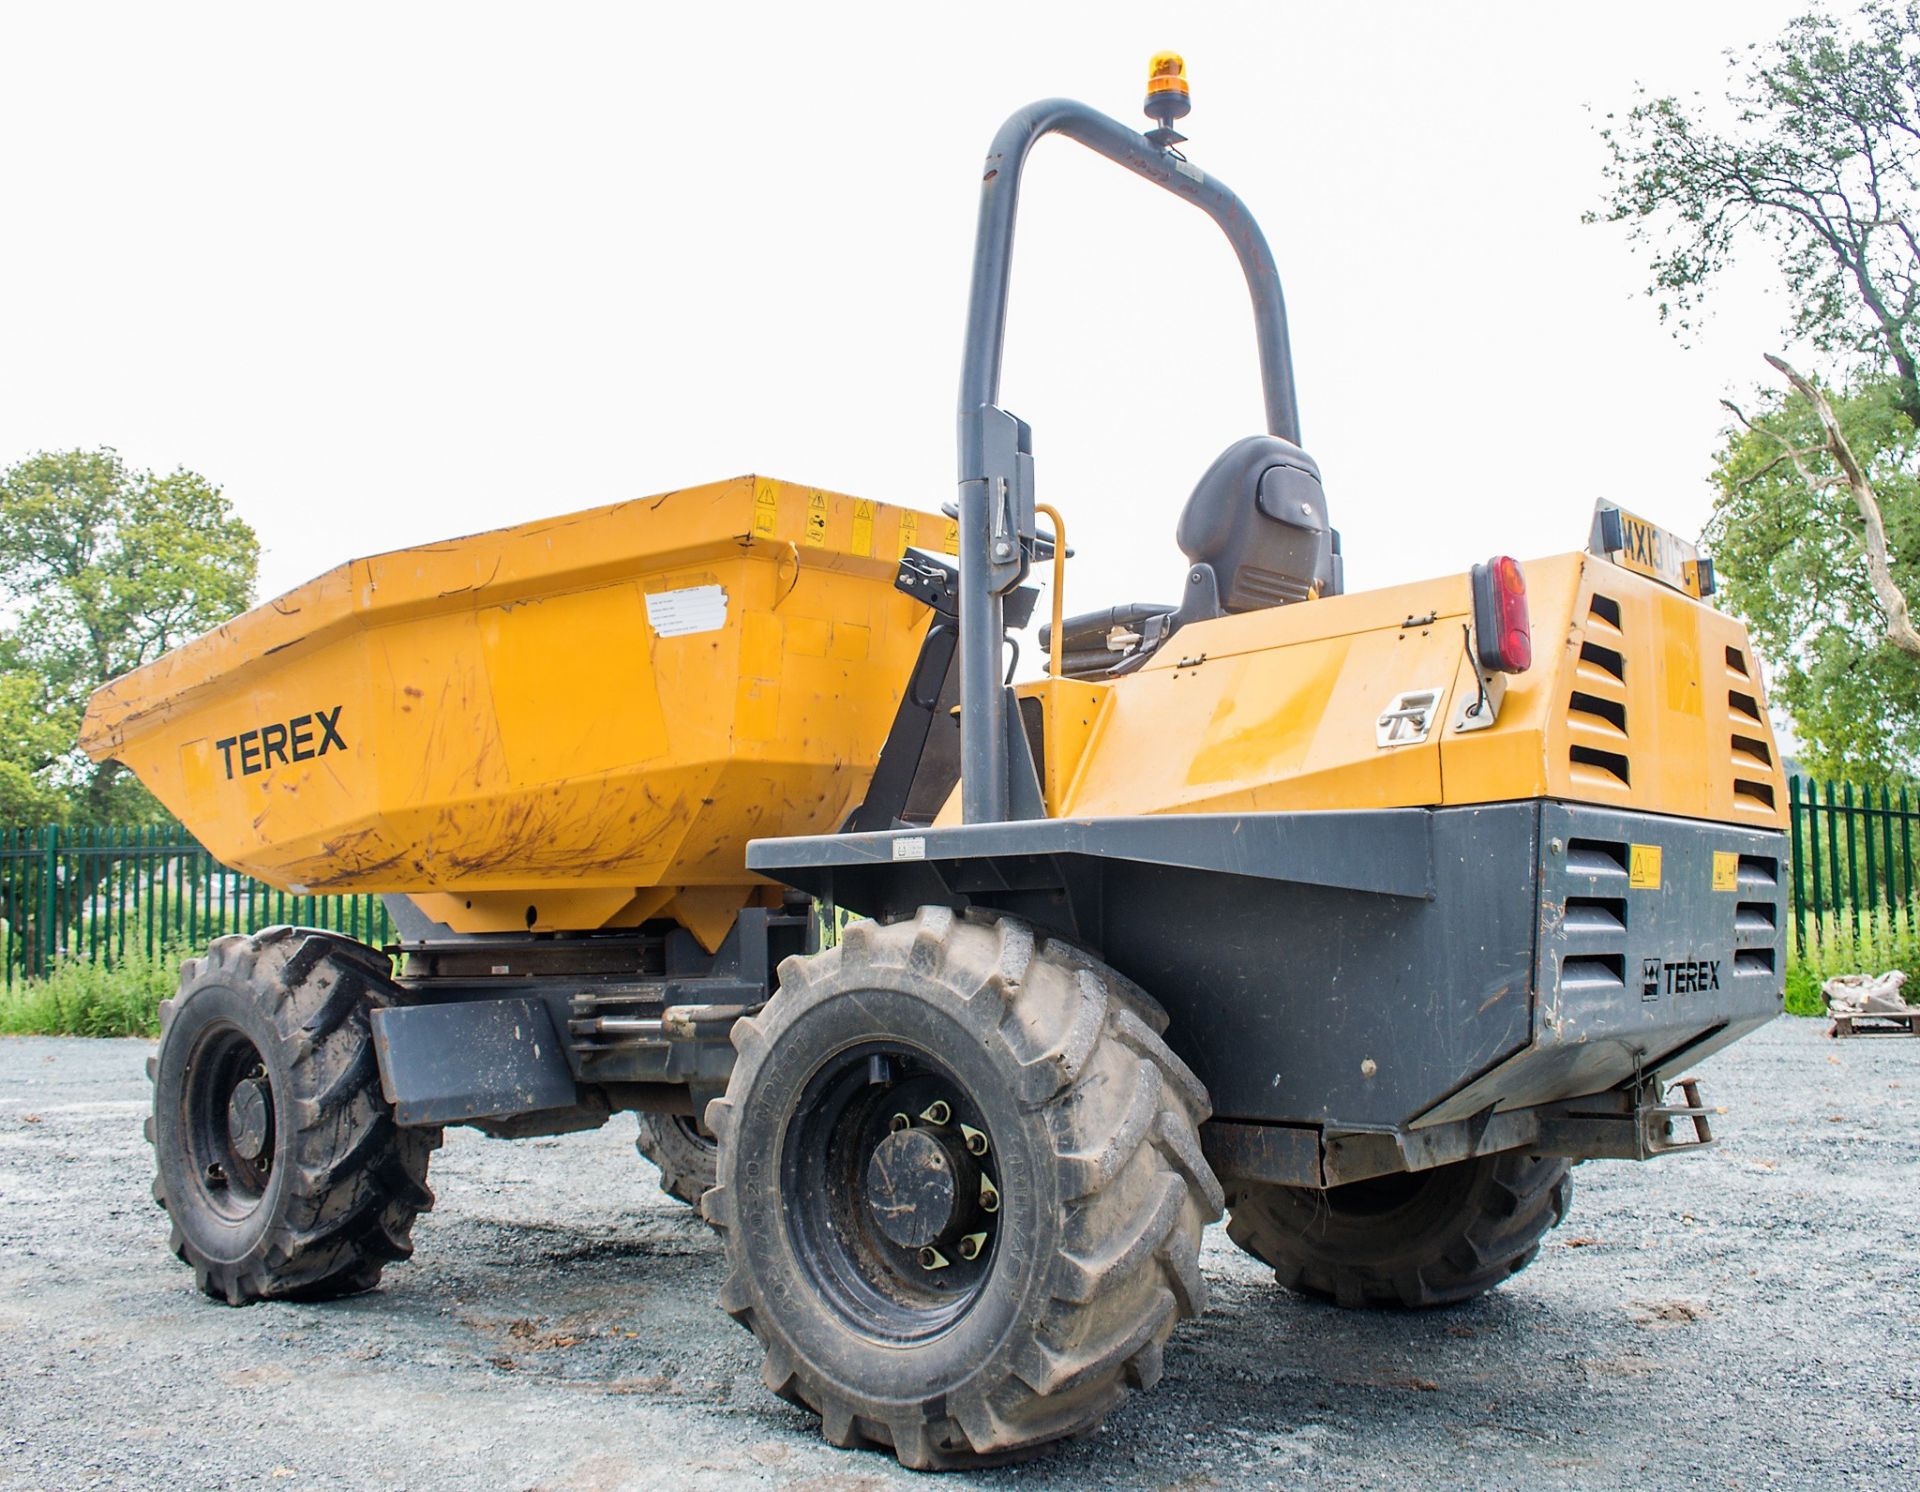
{"left": 892, "top": 836, "right": 927, "bottom": 861}
{"left": 644, "top": 584, "right": 728, "bottom": 638}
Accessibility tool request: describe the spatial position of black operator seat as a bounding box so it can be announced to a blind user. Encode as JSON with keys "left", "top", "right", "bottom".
{"left": 1038, "top": 435, "right": 1343, "bottom": 678}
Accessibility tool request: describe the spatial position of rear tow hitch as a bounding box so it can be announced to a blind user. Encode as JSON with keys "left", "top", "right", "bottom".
{"left": 1538, "top": 1074, "right": 1718, "bottom": 1161}
{"left": 1645, "top": 1075, "right": 1714, "bottom": 1155}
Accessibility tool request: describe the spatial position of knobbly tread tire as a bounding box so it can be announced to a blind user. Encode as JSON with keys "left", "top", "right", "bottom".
{"left": 703, "top": 908, "right": 1222, "bottom": 1470}
{"left": 633, "top": 1112, "right": 719, "bottom": 1211}
{"left": 147, "top": 927, "right": 441, "bottom": 1306}
{"left": 1226, "top": 1151, "right": 1573, "bottom": 1309}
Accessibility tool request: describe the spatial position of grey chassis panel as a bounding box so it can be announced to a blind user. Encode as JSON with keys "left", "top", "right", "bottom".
{"left": 751, "top": 805, "right": 1529, "bottom": 1130}
{"left": 371, "top": 997, "right": 576, "bottom": 1128}
{"left": 747, "top": 809, "right": 1436, "bottom": 902}
{"left": 748, "top": 803, "right": 1788, "bottom": 1142}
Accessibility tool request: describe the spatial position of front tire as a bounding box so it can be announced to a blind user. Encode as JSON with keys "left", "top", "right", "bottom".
{"left": 147, "top": 928, "right": 440, "bottom": 1305}
{"left": 1226, "top": 1151, "right": 1572, "bottom": 1309}
{"left": 704, "top": 909, "right": 1222, "bottom": 1469}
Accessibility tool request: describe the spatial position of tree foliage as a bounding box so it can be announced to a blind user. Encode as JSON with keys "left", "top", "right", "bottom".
{"left": 1597, "top": 2, "right": 1920, "bottom": 778}
{"left": 1711, "top": 374, "right": 1920, "bottom": 780}
{"left": 1596, "top": 1, "right": 1920, "bottom": 422}
{"left": 0, "top": 667, "right": 80, "bottom": 823}
{"left": 0, "top": 448, "right": 258, "bottom": 822}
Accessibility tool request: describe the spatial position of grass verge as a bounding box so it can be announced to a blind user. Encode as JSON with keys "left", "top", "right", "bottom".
{"left": 0, "top": 944, "right": 182, "bottom": 1038}
{"left": 1786, "top": 903, "right": 1919, "bottom": 1017}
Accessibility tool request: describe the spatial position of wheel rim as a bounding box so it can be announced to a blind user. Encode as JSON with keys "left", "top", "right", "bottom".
{"left": 781, "top": 1040, "right": 1001, "bottom": 1343}
{"left": 180, "top": 1021, "right": 277, "bottom": 1222}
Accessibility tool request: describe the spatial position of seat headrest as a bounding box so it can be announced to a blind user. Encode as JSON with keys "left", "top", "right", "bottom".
{"left": 1175, "top": 436, "right": 1339, "bottom": 612}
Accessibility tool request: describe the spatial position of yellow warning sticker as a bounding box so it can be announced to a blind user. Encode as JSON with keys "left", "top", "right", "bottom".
{"left": 804, "top": 491, "right": 829, "bottom": 548}
{"left": 851, "top": 499, "right": 875, "bottom": 558}
{"left": 1628, "top": 843, "right": 1663, "bottom": 890}
{"left": 941, "top": 518, "right": 960, "bottom": 556}
{"left": 1711, "top": 850, "right": 1739, "bottom": 892}
{"left": 898, "top": 511, "right": 919, "bottom": 557}
{"left": 751, "top": 478, "right": 779, "bottom": 539}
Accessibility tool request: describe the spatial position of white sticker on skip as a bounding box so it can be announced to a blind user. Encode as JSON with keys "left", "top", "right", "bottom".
{"left": 892, "top": 836, "right": 927, "bottom": 861}
{"left": 644, "top": 584, "right": 728, "bottom": 638}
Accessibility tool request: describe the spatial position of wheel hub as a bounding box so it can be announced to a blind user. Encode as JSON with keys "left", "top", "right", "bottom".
{"left": 226, "top": 1075, "right": 272, "bottom": 1163}
{"left": 865, "top": 1126, "right": 972, "bottom": 1250}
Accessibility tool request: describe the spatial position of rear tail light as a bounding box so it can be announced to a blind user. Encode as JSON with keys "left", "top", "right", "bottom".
{"left": 1471, "top": 556, "right": 1531, "bottom": 673}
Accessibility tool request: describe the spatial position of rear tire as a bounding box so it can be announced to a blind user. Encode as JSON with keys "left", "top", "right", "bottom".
{"left": 705, "top": 909, "right": 1222, "bottom": 1469}
{"left": 147, "top": 928, "right": 441, "bottom": 1305}
{"left": 1226, "top": 1152, "right": 1572, "bottom": 1309}
{"left": 634, "top": 1112, "right": 719, "bottom": 1211}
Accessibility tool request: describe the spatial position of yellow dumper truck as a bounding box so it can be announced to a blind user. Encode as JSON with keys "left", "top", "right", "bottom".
{"left": 81, "top": 59, "right": 1787, "bottom": 1470}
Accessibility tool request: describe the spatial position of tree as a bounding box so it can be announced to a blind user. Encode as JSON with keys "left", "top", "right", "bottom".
{"left": 0, "top": 667, "right": 79, "bottom": 823}
{"left": 1712, "top": 370, "right": 1920, "bottom": 780}
{"left": 0, "top": 448, "right": 259, "bottom": 822}
{"left": 1596, "top": 2, "right": 1920, "bottom": 776}
{"left": 1596, "top": 1, "right": 1920, "bottom": 422}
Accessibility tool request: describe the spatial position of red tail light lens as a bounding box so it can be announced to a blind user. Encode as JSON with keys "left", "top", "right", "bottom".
{"left": 1470, "top": 556, "right": 1531, "bottom": 673}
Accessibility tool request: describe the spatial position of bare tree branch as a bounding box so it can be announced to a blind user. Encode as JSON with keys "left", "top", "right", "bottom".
{"left": 1719, "top": 399, "right": 1842, "bottom": 488}
{"left": 1764, "top": 353, "right": 1920, "bottom": 655}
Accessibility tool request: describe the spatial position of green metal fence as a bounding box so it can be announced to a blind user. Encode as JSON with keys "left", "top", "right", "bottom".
{"left": 0, "top": 824, "right": 392, "bottom": 989}
{"left": 0, "top": 784, "right": 1911, "bottom": 986}
{"left": 1787, "top": 776, "right": 1918, "bottom": 952}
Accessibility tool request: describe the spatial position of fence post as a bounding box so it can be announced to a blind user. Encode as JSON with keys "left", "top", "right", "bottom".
{"left": 1863, "top": 784, "right": 1879, "bottom": 937}
{"left": 1789, "top": 777, "right": 1807, "bottom": 953}
{"left": 1881, "top": 784, "right": 1899, "bottom": 917}
{"left": 39, "top": 823, "right": 57, "bottom": 976}
{"left": 3, "top": 826, "right": 13, "bottom": 990}
{"left": 1841, "top": 781, "right": 1860, "bottom": 939}
{"left": 1825, "top": 781, "right": 1842, "bottom": 937}
{"left": 1807, "top": 779, "right": 1825, "bottom": 948}
{"left": 1902, "top": 785, "right": 1914, "bottom": 919}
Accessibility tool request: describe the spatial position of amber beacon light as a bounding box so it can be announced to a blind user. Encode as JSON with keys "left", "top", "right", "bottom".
{"left": 1144, "top": 51, "right": 1191, "bottom": 126}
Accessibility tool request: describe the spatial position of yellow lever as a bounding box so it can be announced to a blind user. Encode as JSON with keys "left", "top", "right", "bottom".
{"left": 1035, "top": 503, "right": 1068, "bottom": 679}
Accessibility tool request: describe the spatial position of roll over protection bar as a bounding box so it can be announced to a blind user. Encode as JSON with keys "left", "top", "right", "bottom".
{"left": 954, "top": 96, "right": 1303, "bottom": 824}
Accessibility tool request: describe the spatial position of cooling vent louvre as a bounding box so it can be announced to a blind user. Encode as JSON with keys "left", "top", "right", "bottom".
{"left": 1568, "top": 593, "right": 1630, "bottom": 792}
{"left": 1723, "top": 648, "right": 1777, "bottom": 812}
{"left": 1557, "top": 843, "right": 1629, "bottom": 994}
{"left": 1561, "top": 953, "right": 1626, "bottom": 990}
{"left": 1732, "top": 854, "right": 1782, "bottom": 981}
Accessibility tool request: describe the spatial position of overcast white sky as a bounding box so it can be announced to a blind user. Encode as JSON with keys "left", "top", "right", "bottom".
{"left": 1, "top": 1, "right": 1813, "bottom": 638}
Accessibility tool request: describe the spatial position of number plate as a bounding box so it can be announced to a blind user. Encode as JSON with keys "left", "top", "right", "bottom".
{"left": 1591, "top": 502, "right": 1707, "bottom": 599}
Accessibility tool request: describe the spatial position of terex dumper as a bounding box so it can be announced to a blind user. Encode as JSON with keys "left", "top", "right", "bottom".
{"left": 81, "top": 57, "right": 1788, "bottom": 1470}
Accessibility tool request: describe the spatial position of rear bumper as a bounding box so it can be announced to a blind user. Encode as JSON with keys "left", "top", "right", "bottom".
{"left": 1412, "top": 800, "right": 1786, "bottom": 1130}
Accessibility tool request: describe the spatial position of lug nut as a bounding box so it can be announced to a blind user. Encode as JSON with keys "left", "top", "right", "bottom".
{"left": 957, "top": 1231, "right": 988, "bottom": 1261}
{"left": 917, "top": 1245, "right": 950, "bottom": 1271}
{"left": 919, "top": 1100, "right": 951, "bottom": 1126}
{"left": 979, "top": 1177, "right": 999, "bottom": 1213}
{"left": 888, "top": 1113, "right": 912, "bottom": 1133}
{"left": 959, "top": 1123, "right": 989, "bottom": 1156}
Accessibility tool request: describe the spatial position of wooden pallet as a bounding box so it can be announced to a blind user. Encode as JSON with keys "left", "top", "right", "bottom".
{"left": 1827, "top": 1007, "right": 1920, "bottom": 1039}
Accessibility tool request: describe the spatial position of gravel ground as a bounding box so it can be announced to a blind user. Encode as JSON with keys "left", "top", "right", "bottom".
{"left": 1, "top": 1017, "right": 1915, "bottom": 1492}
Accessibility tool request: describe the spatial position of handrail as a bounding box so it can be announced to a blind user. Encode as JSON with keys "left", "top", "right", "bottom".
{"left": 958, "top": 98, "right": 1301, "bottom": 447}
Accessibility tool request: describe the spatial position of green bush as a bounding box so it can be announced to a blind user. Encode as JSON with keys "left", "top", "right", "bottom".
{"left": 1786, "top": 903, "right": 1920, "bottom": 1017}
{"left": 0, "top": 941, "right": 184, "bottom": 1037}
